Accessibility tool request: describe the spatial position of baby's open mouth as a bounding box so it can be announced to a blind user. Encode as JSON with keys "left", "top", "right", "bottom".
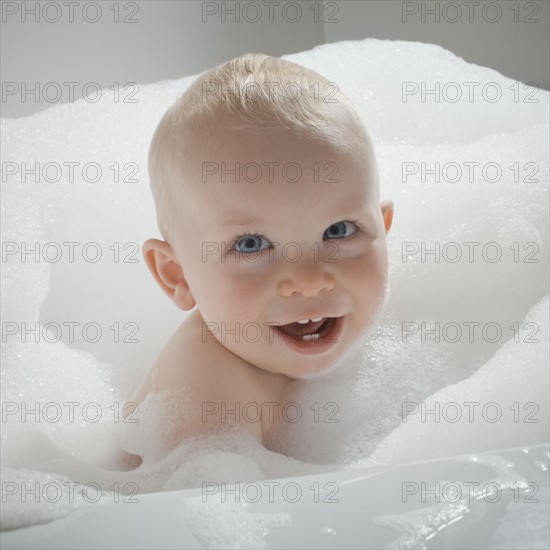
{"left": 274, "top": 317, "right": 338, "bottom": 341}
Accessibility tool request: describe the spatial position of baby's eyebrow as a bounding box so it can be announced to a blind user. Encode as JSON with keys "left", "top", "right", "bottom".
{"left": 220, "top": 214, "right": 265, "bottom": 228}
{"left": 220, "top": 207, "right": 372, "bottom": 230}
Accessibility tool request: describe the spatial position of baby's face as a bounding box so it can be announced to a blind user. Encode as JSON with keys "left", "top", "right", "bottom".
{"left": 174, "top": 130, "right": 393, "bottom": 379}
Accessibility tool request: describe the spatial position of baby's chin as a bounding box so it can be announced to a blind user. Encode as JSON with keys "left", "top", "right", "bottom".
{"left": 287, "top": 363, "right": 340, "bottom": 381}
{"left": 279, "top": 343, "right": 362, "bottom": 380}
{"left": 277, "top": 309, "right": 389, "bottom": 380}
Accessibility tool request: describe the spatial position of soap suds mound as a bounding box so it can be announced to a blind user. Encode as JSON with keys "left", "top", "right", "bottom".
{"left": 183, "top": 494, "right": 292, "bottom": 550}
{"left": 0, "top": 467, "right": 112, "bottom": 531}
{"left": 1, "top": 38, "right": 548, "bottom": 529}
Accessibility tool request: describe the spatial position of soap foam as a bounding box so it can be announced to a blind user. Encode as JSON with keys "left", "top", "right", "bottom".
{"left": 1, "top": 38, "right": 548, "bottom": 530}
{"left": 183, "top": 493, "right": 292, "bottom": 550}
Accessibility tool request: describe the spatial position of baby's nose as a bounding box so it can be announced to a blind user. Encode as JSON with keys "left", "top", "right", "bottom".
{"left": 277, "top": 257, "right": 336, "bottom": 298}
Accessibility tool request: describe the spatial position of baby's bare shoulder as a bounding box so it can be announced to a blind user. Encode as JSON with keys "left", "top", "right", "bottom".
{"left": 155, "top": 317, "right": 255, "bottom": 395}
{"left": 142, "top": 316, "right": 263, "bottom": 439}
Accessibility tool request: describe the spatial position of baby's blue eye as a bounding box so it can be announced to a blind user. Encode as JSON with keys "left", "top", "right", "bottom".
{"left": 234, "top": 234, "right": 271, "bottom": 253}
{"left": 323, "top": 221, "right": 357, "bottom": 240}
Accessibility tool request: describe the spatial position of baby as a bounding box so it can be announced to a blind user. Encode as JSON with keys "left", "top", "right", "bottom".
{"left": 124, "top": 53, "right": 393, "bottom": 458}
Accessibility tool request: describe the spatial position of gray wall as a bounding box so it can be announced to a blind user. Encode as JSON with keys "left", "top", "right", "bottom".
{"left": 323, "top": 0, "right": 549, "bottom": 91}
{"left": 0, "top": 0, "right": 325, "bottom": 118}
{"left": 1, "top": 0, "right": 548, "bottom": 118}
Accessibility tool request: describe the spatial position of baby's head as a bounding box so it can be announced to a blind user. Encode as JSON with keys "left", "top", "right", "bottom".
{"left": 145, "top": 53, "right": 393, "bottom": 379}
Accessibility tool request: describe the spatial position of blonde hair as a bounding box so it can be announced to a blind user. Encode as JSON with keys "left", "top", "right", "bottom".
{"left": 148, "top": 53, "right": 374, "bottom": 241}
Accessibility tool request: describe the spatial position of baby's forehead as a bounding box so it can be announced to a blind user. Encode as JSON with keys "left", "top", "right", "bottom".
{"left": 195, "top": 127, "right": 366, "bottom": 168}
{"left": 180, "top": 130, "right": 378, "bottom": 211}
{"left": 190, "top": 150, "right": 376, "bottom": 209}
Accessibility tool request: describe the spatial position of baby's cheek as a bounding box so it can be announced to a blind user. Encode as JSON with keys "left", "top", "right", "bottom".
{"left": 208, "top": 265, "right": 268, "bottom": 310}
{"left": 347, "top": 246, "right": 387, "bottom": 302}
{"left": 216, "top": 255, "right": 277, "bottom": 294}
{"left": 350, "top": 240, "right": 386, "bottom": 278}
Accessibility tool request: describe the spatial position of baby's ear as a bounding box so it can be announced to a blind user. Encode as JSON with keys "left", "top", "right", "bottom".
{"left": 380, "top": 200, "right": 394, "bottom": 234}
{"left": 142, "top": 239, "right": 196, "bottom": 310}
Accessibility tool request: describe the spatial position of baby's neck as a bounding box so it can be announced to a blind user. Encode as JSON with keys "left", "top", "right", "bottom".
{"left": 189, "top": 307, "right": 294, "bottom": 400}
{"left": 256, "top": 364, "right": 294, "bottom": 404}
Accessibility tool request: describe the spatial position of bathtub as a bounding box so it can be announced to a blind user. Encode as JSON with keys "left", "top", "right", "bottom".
{"left": 1, "top": 444, "right": 548, "bottom": 549}
{"left": 1, "top": 37, "right": 548, "bottom": 548}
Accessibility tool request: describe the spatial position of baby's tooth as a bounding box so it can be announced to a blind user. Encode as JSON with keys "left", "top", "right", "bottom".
{"left": 302, "top": 334, "right": 320, "bottom": 341}
{"left": 297, "top": 319, "right": 310, "bottom": 324}
{"left": 310, "top": 317, "right": 323, "bottom": 322}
